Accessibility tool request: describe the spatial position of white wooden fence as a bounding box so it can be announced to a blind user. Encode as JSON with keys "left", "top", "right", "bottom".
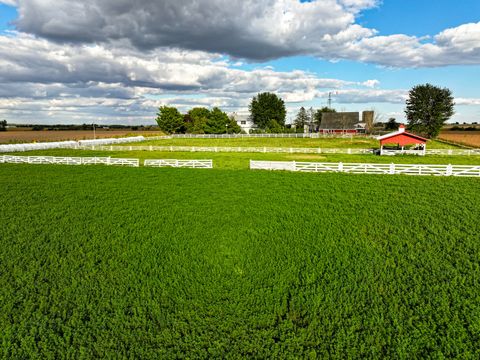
{"left": 77, "top": 145, "right": 480, "bottom": 156}
{"left": 0, "top": 155, "right": 139, "bottom": 167}
{"left": 0, "top": 155, "right": 212, "bottom": 169}
{"left": 144, "top": 159, "right": 213, "bottom": 168}
{"left": 146, "top": 133, "right": 371, "bottom": 140}
{"left": 250, "top": 160, "right": 480, "bottom": 177}
{"left": 82, "top": 145, "right": 374, "bottom": 154}
{"left": 0, "top": 136, "right": 146, "bottom": 153}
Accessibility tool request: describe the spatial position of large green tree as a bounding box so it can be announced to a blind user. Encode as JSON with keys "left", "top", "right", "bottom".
{"left": 405, "top": 84, "right": 455, "bottom": 138}
{"left": 156, "top": 106, "right": 184, "bottom": 134}
{"left": 205, "top": 107, "right": 230, "bottom": 134}
{"left": 187, "top": 107, "right": 210, "bottom": 134}
{"left": 249, "top": 92, "right": 286, "bottom": 130}
{"left": 0, "top": 120, "right": 6, "bottom": 131}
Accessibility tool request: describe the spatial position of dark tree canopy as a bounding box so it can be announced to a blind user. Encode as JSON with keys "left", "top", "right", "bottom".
{"left": 405, "top": 84, "right": 455, "bottom": 138}
{"left": 385, "top": 117, "right": 399, "bottom": 130}
{"left": 156, "top": 106, "right": 184, "bottom": 134}
{"left": 187, "top": 107, "right": 210, "bottom": 134}
{"left": 249, "top": 92, "right": 286, "bottom": 130}
{"left": 0, "top": 120, "right": 6, "bottom": 131}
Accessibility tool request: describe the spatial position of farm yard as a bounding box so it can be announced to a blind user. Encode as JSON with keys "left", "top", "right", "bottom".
{"left": 1, "top": 165, "right": 480, "bottom": 358}
{"left": 1, "top": 134, "right": 480, "bottom": 358}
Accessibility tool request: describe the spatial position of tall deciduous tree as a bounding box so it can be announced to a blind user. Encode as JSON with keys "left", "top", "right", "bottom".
{"left": 405, "top": 84, "right": 455, "bottom": 138}
{"left": 249, "top": 92, "right": 286, "bottom": 130}
{"left": 156, "top": 106, "right": 184, "bottom": 134}
{"left": 0, "top": 120, "right": 6, "bottom": 131}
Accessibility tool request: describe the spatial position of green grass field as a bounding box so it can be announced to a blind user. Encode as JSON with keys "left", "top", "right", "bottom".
{"left": 1, "top": 164, "right": 480, "bottom": 358}
{"left": 122, "top": 136, "right": 456, "bottom": 149}
{"left": 10, "top": 148, "right": 480, "bottom": 170}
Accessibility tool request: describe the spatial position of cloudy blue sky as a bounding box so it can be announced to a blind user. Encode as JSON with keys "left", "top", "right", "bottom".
{"left": 0, "top": 0, "right": 479, "bottom": 125}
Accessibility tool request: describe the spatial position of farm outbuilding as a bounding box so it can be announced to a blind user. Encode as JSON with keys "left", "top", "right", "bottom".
{"left": 377, "top": 125, "right": 427, "bottom": 155}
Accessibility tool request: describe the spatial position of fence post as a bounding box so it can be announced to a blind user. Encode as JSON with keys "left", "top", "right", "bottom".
{"left": 446, "top": 164, "right": 453, "bottom": 176}
{"left": 348, "top": 148, "right": 351, "bottom": 154}
{"left": 389, "top": 163, "right": 395, "bottom": 175}
{"left": 338, "top": 162, "right": 343, "bottom": 172}
{"left": 263, "top": 147, "right": 266, "bottom": 153}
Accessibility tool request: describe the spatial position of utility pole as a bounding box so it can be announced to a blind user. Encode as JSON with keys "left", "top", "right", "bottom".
{"left": 328, "top": 92, "right": 332, "bottom": 109}
{"left": 93, "top": 123, "right": 96, "bottom": 139}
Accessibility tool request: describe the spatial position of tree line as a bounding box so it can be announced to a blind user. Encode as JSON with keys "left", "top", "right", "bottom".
{"left": 156, "top": 106, "right": 242, "bottom": 134}
{"left": 156, "top": 93, "right": 337, "bottom": 134}
{"left": 156, "top": 84, "right": 456, "bottom": 138}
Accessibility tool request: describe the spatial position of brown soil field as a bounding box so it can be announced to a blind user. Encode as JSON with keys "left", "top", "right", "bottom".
{"left": 438, "top": 131, "right": 480, "bottom": 148}
{"left": 0, "top": 130, "right": 163, "bottom": 144}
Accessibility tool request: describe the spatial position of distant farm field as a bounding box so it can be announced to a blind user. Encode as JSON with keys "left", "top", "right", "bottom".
{"left": 1, "top": 165, "right": 480, "bottom": 358}
{"left": 0, "top": 130, "right": 163, "bottom": 144}
{"left": 439, "top": 131, "right": 480, "bottom": 148}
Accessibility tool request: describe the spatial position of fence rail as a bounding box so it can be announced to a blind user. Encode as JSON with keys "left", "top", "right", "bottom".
{"left": 82, "top": 145, "right": 374, "bottom": 154}
{"left": 0, "top": 155, "right": 212, "bottom": 169}
{"left": 250, "top": 160, "right": 480, "bottom": 177}
{"left": 144, "top": 159, "right": 213, "bottom": 168}
{"left": 145, "top": 133, "right": 373, "bottom": 140}
{"left": 0, "top": 136, "right": 146, "bottom": 153}
{"left": 0, "top": 155, "right": 139, "bottom": 167}
{"left": 77, "top": 145, "right": 480, "bottom": 156}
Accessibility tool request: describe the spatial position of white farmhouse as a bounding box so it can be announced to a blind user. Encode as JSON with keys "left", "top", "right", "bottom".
{"left": 230, "top": 112, "right": 257, "bottom": 133}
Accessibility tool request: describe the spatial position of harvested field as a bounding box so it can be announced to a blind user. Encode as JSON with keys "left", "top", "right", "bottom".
{"left": 0, "top": 130, "right": 163, "bottom": 144}
{"left": 439, "top": 131, "right": 480, "bottom": 148}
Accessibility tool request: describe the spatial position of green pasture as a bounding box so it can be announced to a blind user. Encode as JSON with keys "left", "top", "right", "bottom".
{"left": 123, "top": 136, "right": 455, "bottom": 149}
{"left": 1, "top": 165, "right": 479, "bottom": 358}
{"left": 10, "top": 148, "right": 480, "bottom": 170}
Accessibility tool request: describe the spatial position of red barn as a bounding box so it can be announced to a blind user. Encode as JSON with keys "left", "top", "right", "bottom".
{"left": 377, "top": 125, "right": 427, "bottom": 155}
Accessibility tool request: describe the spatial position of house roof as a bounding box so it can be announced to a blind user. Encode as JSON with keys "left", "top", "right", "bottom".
{"left": 319, "top": 112, "right": 359, "bottom": 130}
{"left": 377, "top": 126, "right": 428, "bottom": 142}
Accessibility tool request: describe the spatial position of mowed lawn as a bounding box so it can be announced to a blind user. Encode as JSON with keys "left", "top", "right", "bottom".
{"left": 10, "top": 147, "right": 480, "bottom": 169}
{"left": 121, "top": 136, "right": 455, "bottom": 149}
{"left": 1, "top": 164, "right": 480, "bottom": 358}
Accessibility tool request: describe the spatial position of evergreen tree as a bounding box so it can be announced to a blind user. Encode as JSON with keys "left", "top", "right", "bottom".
{"left": 294, "top": 107, "right": 309, "bottom": 130}
{"left": 156, "top": 106, "right": 184, "bottom": 134}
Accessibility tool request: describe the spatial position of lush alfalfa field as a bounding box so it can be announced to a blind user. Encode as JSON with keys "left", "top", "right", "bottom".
{"left": 1, "top": 164, "right": 480, "bottom": 358}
